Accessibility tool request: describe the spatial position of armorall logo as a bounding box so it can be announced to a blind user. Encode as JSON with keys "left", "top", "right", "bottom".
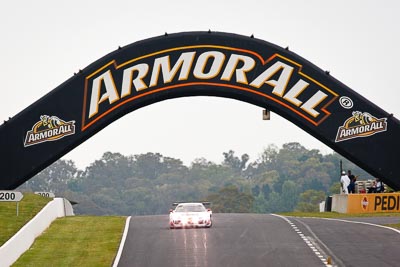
{"left": 24, "top": 115, "right": 76, "bottom": 147}
{"left": 82, "top": 45, "right": 339, "bottom": 131}
{"left": 335, "top": 111, "right": 387, "bottom": 142}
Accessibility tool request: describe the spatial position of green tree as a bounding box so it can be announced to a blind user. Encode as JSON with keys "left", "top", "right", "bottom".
{"left": 296, "top": 190, "right": 326, "bottom": 212}
{"left": 261, "top": 184, "right": 271, "bottom": 200}
{"left": 207, "top": 185, "right": 254, "bottom": 213}
{"left": 222, "top": 150, "right": 249, "bottom": 174}
{"left": 16, "top": 142, "right": 376, "bottom": 217}
{"left": 77, "top": 152, "right": 133, "bottom": 194}
{"left": 21, "top": 159, "right": 78, "bottom": 193}
{"left": 328, "top": 182, "right": 341, "bottom": 195}
{"left": 252, "top": 185, "right": 260, "bottom": 196}
{"left": 264, "top": 191, "right": 283, "bottom": 213}
{"left": 280, "top": 180, "right": 299, "bottom": 212}
{"left": 133, "top": 152, "right": 164, "bottom": 180}
{"left": 252, "top": 193, "right": 268, "bottom": 213}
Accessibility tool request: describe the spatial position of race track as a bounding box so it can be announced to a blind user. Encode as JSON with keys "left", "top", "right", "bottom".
{"left": 116, "top": 214, "right": 400, "bottom": 267}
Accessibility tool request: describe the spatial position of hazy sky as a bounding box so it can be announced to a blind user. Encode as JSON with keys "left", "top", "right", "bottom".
{"left": 1, "top": 0, "right": 399, "bottom": 169}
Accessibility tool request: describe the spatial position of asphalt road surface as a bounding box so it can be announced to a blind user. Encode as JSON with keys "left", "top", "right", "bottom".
{"left": 117, "top": 214, "right": 400, "bottom": 267}
{"left": 290, "top": 216, "right": 400, "bottom": 267}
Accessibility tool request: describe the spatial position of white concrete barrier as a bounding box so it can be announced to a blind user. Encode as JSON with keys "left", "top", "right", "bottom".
{"left": 0, "top": 198, "right": 74, "bottom": 267}
{"left": 319, "top": 201, "right": 326, "bottom": 212}
{"left": 331, "top": 194, "right": 348, "bottom": 213}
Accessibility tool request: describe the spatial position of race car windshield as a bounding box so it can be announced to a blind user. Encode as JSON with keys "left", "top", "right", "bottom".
{"left": 175, "top": 204, "right": 206, "bottom": 212}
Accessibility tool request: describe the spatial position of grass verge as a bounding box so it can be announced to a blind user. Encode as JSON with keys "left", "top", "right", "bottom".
{"left": 0, "top": 193, "right": 51, "bottom": 246}
{"left": 12, "top": 216, "right": 126, "bottom": 267}
{"left": 385, "top": 223, "right": 400, "bottom": 229}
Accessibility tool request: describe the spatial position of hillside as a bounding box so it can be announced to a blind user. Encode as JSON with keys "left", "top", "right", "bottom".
{"left": 0, "top": 193, "right": 50, "bottom": 246}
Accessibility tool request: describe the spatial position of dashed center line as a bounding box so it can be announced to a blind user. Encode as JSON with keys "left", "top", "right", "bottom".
{"left": 271, "top": 214, "right": 331, "bottom": 266}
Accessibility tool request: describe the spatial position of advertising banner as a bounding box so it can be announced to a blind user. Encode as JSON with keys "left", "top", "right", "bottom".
{"left": 347, "top": 193, "right": 400, "bottom": 213}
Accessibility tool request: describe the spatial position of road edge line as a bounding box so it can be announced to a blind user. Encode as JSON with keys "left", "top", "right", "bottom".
{"left": 309, "top": 217, "right": 400, "bottom": 234}
{"left": 112, "top": 216, "right": 131, "bottom": 267}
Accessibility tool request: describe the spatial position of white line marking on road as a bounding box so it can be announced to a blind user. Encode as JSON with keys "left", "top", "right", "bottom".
{"left": 271, "top": 214, "right": 331, "bottom": 266}
{"left": 112, "top": 216, "right": 131, "bottom": 267}
{"left": 308, "top": 217, "right": 400, "bottom": 234}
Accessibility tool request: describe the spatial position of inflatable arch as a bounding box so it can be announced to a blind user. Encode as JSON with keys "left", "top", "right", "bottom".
{"left": 0, "top": 32, "right": 399, "bottom": 190}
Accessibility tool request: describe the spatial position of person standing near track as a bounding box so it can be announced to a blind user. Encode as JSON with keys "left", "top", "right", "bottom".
{"left": 375, "top": 178, "right": 385, "bottom": 193}
{"left": 347, "top": 170, "right": 357, "bottom": 193}
{"left": 340, "top": 171, "right": 351, "bottom": 194}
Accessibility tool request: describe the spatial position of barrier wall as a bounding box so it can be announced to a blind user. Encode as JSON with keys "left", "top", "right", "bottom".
{"left": 0, "top": 198, "right": 74, "bottom": 267}
{"left": 331, "top": 193, "right": 400, "bottom": 214}
{"left": 331, "top": 194, "right": 348, "bottom": 213}
{"left": 347, "top": 193, "right": 400, "bottom": 213}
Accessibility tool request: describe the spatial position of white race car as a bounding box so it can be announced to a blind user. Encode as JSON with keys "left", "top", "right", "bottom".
{"left": 169, "top": 202, "right": 212, "bottom": 229}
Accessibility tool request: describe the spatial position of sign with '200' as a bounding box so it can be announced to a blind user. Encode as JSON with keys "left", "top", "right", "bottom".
{"left": 35, "top": 191, "right": 55, "bottom": 198}
{"left": 0, "top": 191, "right": 24, "bottom": 201}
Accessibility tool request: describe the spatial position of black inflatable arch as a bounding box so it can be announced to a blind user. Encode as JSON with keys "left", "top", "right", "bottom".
{"left": 1, "top": 32, "right": 399, "bottom": 190}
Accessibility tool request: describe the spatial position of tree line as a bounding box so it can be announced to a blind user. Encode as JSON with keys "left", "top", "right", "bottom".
{"left": 18, "top": 142, "right": 374, "bottom": 215}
